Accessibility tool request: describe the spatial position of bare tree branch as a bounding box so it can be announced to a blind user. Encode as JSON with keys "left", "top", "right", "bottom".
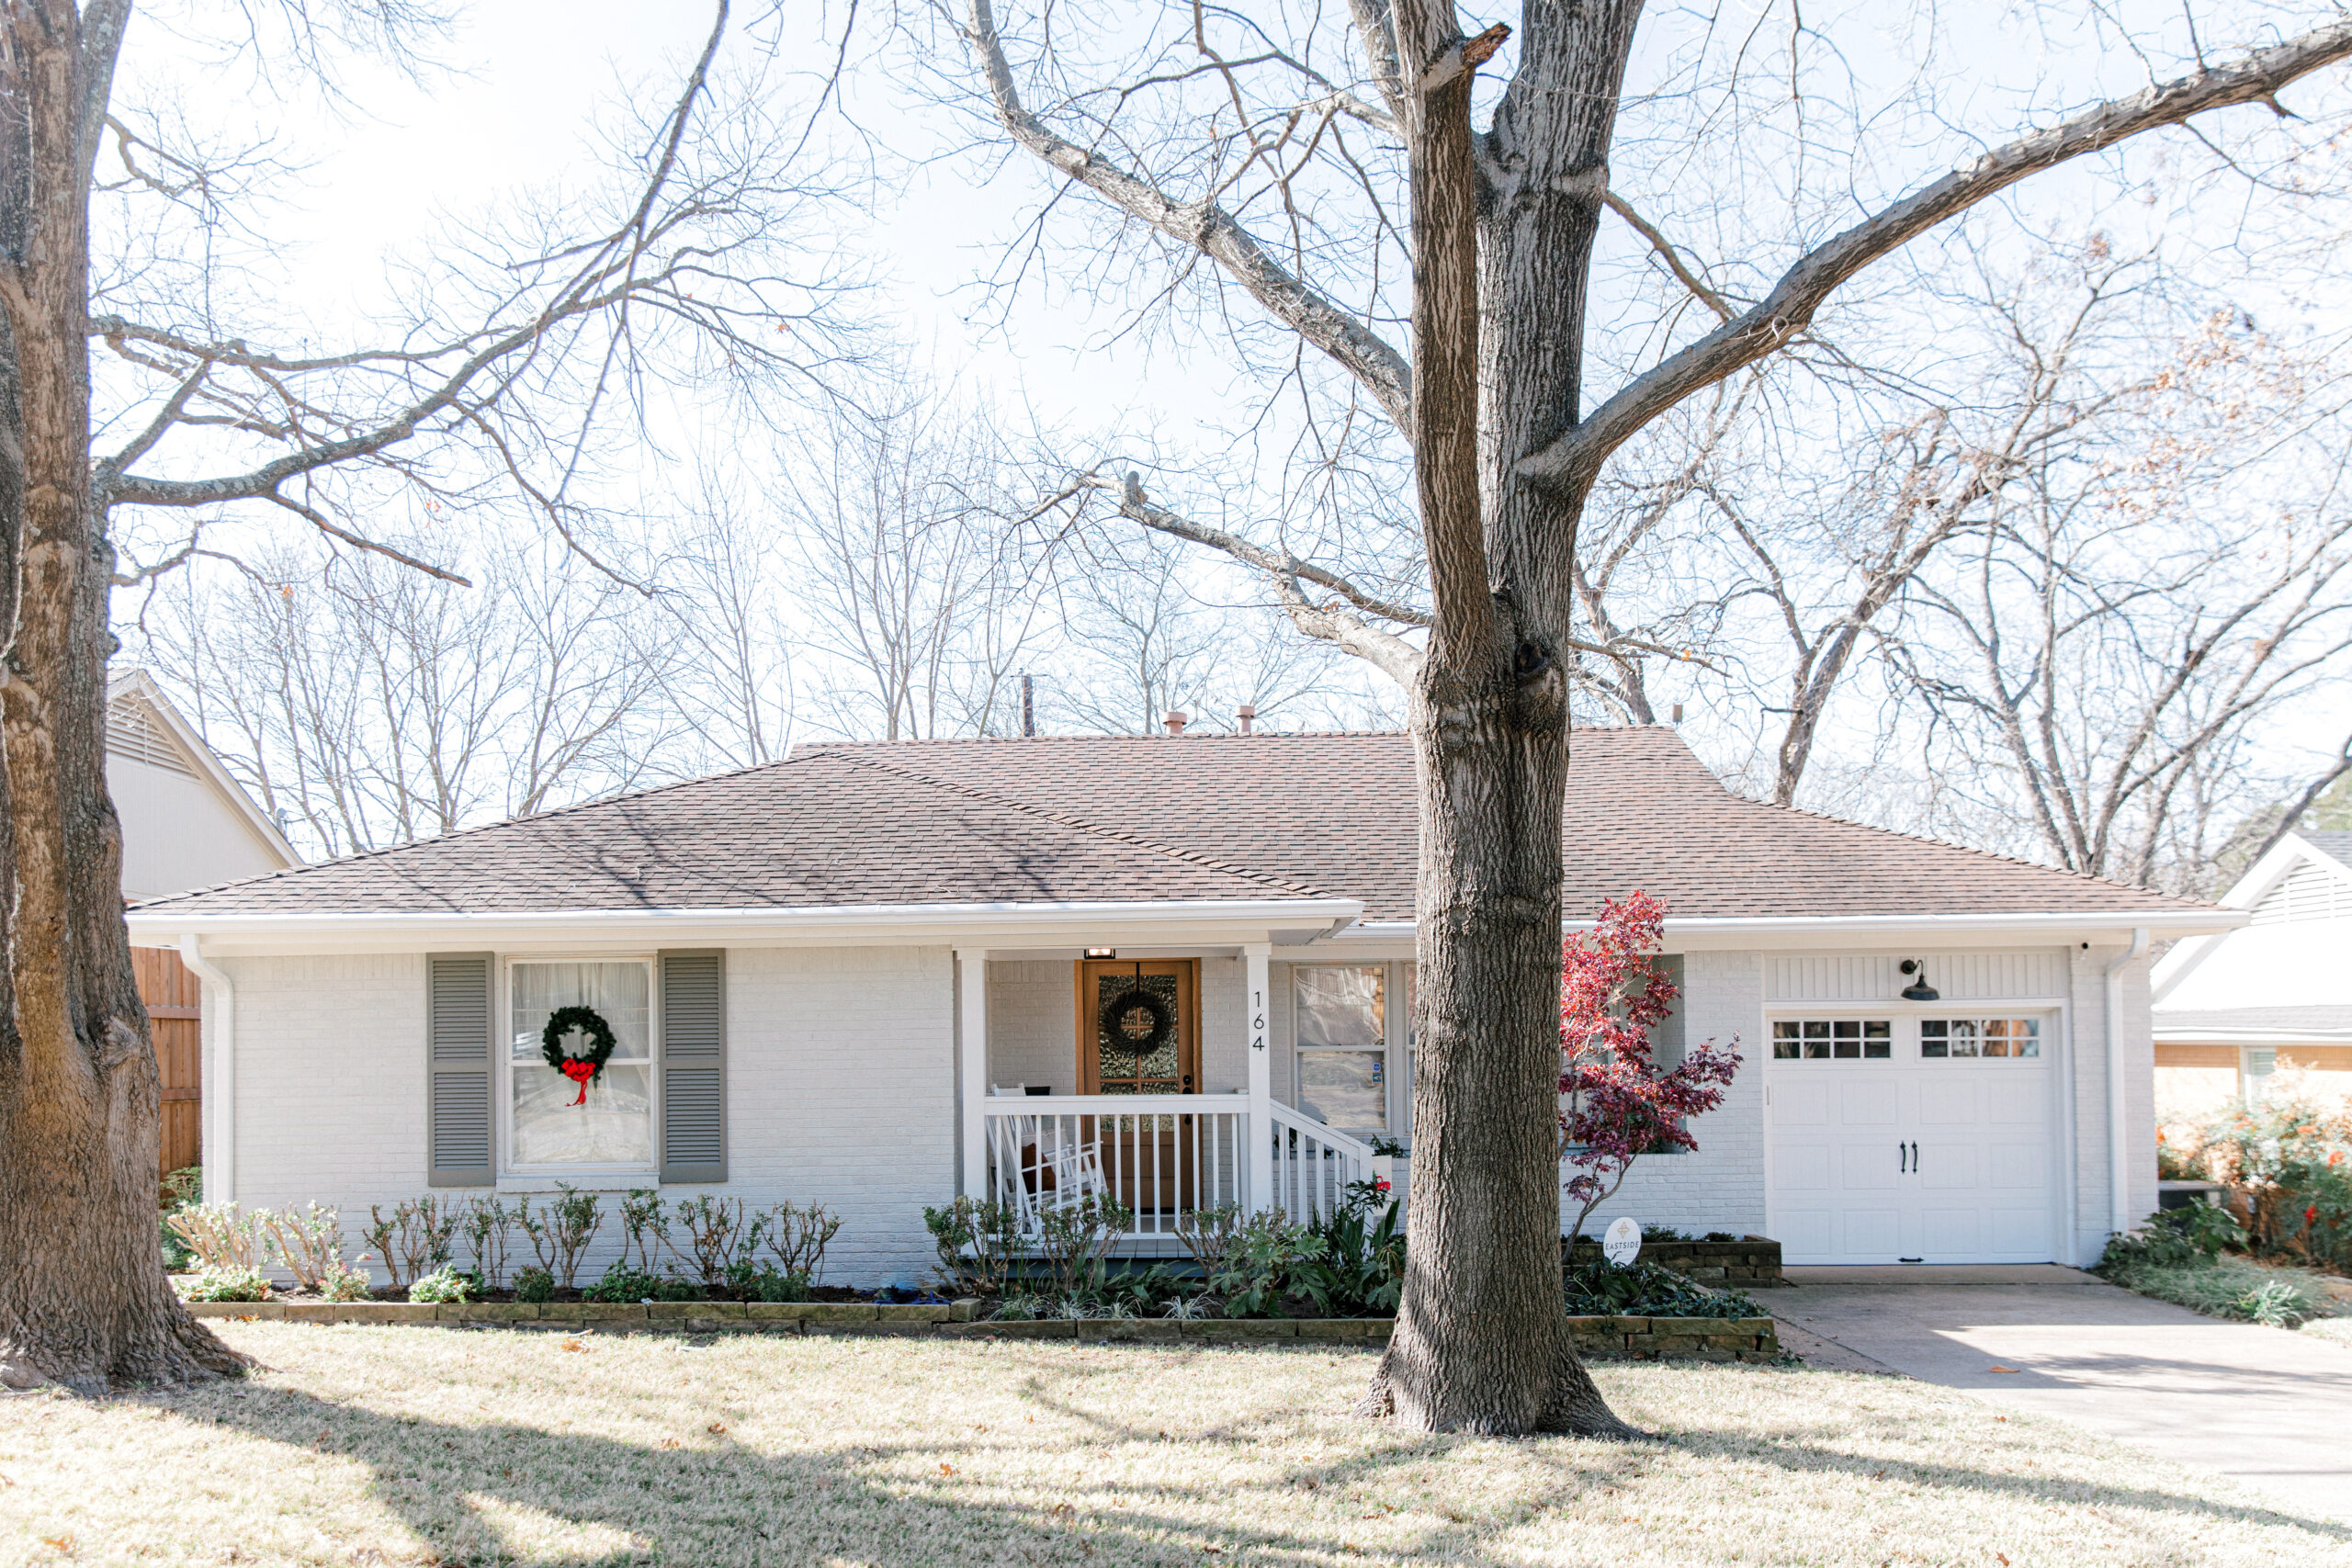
{"left": 1603, "top": 191, "right": 1733, "bottom": 324}
{"left": 954, "top": 0, "right": 1413, "bottom": 428}
{"left": 1103, "top": 469, "right": 1422, "bottom": 682}
{"left": 1521, "top": 21, "right": 2352, "bottom": 502}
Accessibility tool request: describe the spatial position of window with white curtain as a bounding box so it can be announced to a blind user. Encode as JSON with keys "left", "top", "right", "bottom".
{"left": 508, "top": 960, "right": 655, "bottom": 1168}
{"left": 1294, "top": 965, "right": 1386, "bottom": 1131}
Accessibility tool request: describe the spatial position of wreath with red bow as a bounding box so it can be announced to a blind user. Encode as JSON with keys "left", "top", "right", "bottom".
{"left": 541, "top": 1005, "right": 618, "bottom": 1106}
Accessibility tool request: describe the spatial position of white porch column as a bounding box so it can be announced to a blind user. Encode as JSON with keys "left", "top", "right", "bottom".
{"left": 956, "top": 950, "right": 988, "bottom": 1200}
{"left": 1245, "top": 942, "right": 1272, "bottom": 1213}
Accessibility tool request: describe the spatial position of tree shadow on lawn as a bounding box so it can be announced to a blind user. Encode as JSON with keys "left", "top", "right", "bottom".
{"left": 140, "top": 1340, "right": 2352, "bottom": 1566}
{"left": 146, "top": 1353, "right": 1557, "bottom": 1566}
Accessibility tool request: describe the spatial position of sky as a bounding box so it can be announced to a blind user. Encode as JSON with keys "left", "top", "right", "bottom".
{"left": 105, "top": 0, "right": 2352, "bottom": 841}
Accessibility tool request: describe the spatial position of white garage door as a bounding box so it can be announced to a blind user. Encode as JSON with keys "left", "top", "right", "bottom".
{"left": 1767, "top": 1014, "right": 2057, "bottom": 1265}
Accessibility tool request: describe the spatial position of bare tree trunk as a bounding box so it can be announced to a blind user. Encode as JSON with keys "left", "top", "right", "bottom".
{"left": 1351, "top": 0, "right": 1640, "bottom": 1438}
{"left": 0, "top": 1, "right": 241, "bottom": 1392}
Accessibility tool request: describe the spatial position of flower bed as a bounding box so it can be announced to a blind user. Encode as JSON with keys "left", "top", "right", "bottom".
{"left": 1563, "top": 1233, "right": 1783, "bottom": 1288}
{"left": 176, "top": 1298, "right": 1781, "bottom": 1359}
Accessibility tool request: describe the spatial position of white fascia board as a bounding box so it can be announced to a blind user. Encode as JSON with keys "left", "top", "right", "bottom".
{"left": 2151, "top": 1024, "right": 2352, "bottom": 1044}
{"left": 1329, "top": 908, "right": 2241, "bottom": 951}
{"left": 125, "top": 896, "right": 1363, "bottom": 955}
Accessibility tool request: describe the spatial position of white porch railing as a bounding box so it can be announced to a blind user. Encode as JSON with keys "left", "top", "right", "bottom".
{"left": 979, "top": 1095, "right": 1380, "bottom": 1242}
{"left": 1266, "top": 1100, "right": 1378, "bottom": 1224}
{"left": 983, "top": 1095, "right": 1249, "bottom": 1241}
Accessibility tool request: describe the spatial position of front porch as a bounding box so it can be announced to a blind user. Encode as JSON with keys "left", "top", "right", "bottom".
{"left": 954, "top": 945, "right": 1388, "bottom": 1248}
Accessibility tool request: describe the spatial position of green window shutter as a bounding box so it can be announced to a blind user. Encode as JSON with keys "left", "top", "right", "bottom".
{"left": 427, "top": 953, "right": 495, "bottom": 1187}
{"left": 661, "top": 950, "right": 727, "bottom": 1184}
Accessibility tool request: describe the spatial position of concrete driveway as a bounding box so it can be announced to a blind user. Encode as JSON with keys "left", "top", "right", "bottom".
{"left": 1774, "top": 1264, "right": 2352, "bottom": 1523}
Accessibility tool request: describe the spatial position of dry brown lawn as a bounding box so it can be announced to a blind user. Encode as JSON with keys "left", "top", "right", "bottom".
{"left": 0, "top": 1321, "right": 2344, "bottom": 1566}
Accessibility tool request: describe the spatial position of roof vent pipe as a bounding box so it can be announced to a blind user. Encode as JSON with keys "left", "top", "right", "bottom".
{"left": 1162, "top": 711, "right": 1187, "bottom": 736}
{"left": 1236, "top": 705, "right": 1255, "bottom": 735}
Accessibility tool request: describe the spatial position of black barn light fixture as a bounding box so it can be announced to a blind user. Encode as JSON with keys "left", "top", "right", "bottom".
{"left": 1899, "top": 959, "right": 1939, "bottom": 1001}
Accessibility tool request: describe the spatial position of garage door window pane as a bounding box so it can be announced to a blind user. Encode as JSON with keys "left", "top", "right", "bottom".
{"left": 1773, "top": 1019, "right": 1890, "bottom": 1061}
{"left": 1923, "top": 1018, "right": 2040, "bottom": 1060}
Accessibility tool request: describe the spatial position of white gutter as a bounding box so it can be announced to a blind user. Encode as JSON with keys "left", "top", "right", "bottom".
{"left": 1340, "top": 909, "right": 2241, "bottom": 939}
{"left": 2104, "top": 926, "right": 2151, "bottom": 1237}
{"left": 128, "top": 896, "right": 1363, "bottom": 950}
{"left": 176, "top": 934, "right": 234, "bottom": 1204}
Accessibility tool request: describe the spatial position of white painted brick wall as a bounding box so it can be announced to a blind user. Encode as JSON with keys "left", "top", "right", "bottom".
{"left": 225, "top": 953, "right": 430, "bottom": 1281}
{"left": 985, "top": 960, "right": 1074, "bottom": 1093}
{"left": 224, "top": 946, "right": 956, "bottom": 1290}
{"left": 2068, "top": 944, "right": 2158, "bottom": 1262}
{"left": 1572, "top": 949, "right": 1768, "bottom": 1239}
{"left": 726, "top": 945, "right": 953, "bottom": 1286}
{"left": 1200, "top": 956, "right": 1245, "bottom": 1093}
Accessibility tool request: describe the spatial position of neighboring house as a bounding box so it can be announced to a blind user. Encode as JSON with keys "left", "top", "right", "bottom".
{"left": 108, "top": 670, "right": 299, "bottom": 903}
{"left": 125, "top": 728, "right": 2235, "bottom": 1285}
{"left": 108, "top": 669, "right": 301, "bottom": 1174}
{"left": 2151, "top": 830, "right": 2352, "bottom": 1118}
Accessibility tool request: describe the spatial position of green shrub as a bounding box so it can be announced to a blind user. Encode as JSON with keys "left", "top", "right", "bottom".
{"left": 2097, "top": 1204, "right": 2244, "bottom": 1273}
{"left": 728, "top": 1260, "right": 813, "bottom": 1303}
{"left": 178, "top": 1266, "right": 271, "bottom": 1303}
{"left": 1209, "top": 1212, "right": 1321, "bottom": 1317}
{"left": 1293, "top": 1200, "right": 1404, "bottom": 1316}
{"left": 513, "top": 1266, "right": 556, "bottom": 1303}
{"left": 1034, "top": 1191, "right": 1133, "bottom": 1299}
{"left": 319, "top": 1265, "right": 373, "bottom": 1303}
{"left": 585, "top": 1263, "right": 702, "bottom": 1303}
{"left": 159, "top": 1166, "right": 201, "bottom": 1270}
{"left": 1563, "top": 1259, "right": 1758, "bottom": 1319}
{"left": 515, "top": 1185, "right": 603, "bottom": 1290}
{"left": 923, "top": 1197, "right": 1023, "bottom": 1298}
{"left": 2105, "top": 1257, "right": 2333, "bottom": 1327}
{"left": 2190, "top": 1081, "right": 2352, "bottom": 1267}
{"left": 409, "top": 1266, "right": 472, "bottom": 1304}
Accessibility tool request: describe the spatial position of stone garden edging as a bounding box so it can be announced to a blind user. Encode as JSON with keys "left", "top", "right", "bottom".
{"left": 182, "top": 1299, "right": 1780, "bottom": 1360}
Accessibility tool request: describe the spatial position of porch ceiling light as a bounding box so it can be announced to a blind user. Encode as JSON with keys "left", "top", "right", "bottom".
{"left": 1898, "top": 958, "right": 1939, "bottom": 1001}
{"left": 1084, "top": 946, "right": 1117, "bottom": 959}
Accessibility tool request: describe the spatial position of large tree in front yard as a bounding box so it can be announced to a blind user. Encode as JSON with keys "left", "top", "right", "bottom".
{"left": 0, "top": 0, "right": 854, "bottom": 1392}
{"left": 942, "top": 0, "right": 2352, "bottom": 1433}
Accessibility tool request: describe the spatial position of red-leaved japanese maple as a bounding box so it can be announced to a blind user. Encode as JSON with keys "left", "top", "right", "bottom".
{"left": 1559, "top": 893, "right": 1742, "bottom": 1244}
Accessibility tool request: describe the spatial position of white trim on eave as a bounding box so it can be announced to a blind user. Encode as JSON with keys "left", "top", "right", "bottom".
{"left": 125, "top": 896, "right": 1365, "bottom": 955}
{"left": 2151, "top": 831, "right": 2352, "bottom": 1003}
{"left": 1328, "top": 908, "right": 2239, "bottom": 952}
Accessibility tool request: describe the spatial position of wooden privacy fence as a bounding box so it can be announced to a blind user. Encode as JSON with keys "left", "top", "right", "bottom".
{"left": 132, "top": 946, "right": 201, "bottom": 1178}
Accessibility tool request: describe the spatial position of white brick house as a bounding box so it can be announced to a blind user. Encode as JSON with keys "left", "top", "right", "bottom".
{"left": 127, "top": 728, "right": 2236, "bottom": 1284}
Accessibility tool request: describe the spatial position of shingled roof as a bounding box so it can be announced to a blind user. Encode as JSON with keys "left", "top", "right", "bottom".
{"left": 135, "top": 726, "right": 2211, "bottom": 923}
{"left": 130, "top": 750, "right": 1329, "bottom": 915}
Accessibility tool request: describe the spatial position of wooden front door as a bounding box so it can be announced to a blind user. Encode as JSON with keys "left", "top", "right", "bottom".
{"left": 1076, "top": 959, "right": 1201, "bottom": 1217}
{"left": 1076, "top": 958, "right": 1200, "bottom": 1095}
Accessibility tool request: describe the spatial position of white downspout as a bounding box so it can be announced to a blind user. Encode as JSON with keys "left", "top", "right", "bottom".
{"left": 177, "top": 933, "right": 234, "bottom": 1204}
{"left": 2103, "top": 926, "right": 2150, "bottom": 1238}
